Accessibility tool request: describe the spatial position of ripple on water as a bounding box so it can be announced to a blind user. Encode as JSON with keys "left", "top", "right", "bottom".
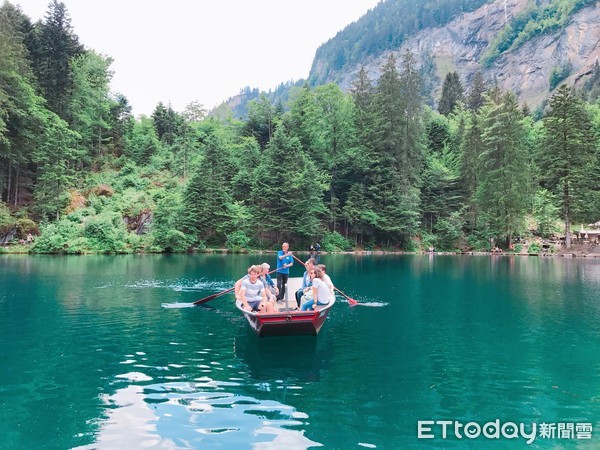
{"left": 73, "top": 381, "right": 321, "bottom": 449}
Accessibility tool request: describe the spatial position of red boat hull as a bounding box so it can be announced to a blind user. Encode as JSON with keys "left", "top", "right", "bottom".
{"left": 236, "top": 300, "right": 334, "bottom": 337}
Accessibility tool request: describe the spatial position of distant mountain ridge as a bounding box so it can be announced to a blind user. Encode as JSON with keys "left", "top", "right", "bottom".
{"left": 217, "top": 0, "right": 600, "bottom": 116}
{"left": 317, "top": 0, "right": 600, "bottom": 111}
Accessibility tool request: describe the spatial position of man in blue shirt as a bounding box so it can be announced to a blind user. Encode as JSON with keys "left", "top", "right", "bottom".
{"left": 275, "top": 242, "right": 294, "bottom": 302}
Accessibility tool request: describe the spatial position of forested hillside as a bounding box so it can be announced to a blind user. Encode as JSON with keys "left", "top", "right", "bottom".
{"left": 308, "top": 0, "right": 492, "bottom": 85}
{"left": 2, "top": 0, "right": 600, "bottom": 254}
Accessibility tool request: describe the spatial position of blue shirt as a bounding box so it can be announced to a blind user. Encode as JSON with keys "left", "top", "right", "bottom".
{"left": 263, "top": 273, "right": 275, "bottom": 287}
{"left": 301, "top": 271, "right": 313, "bottom": 289}
{"left": 276, "top": 250, "right": 293, "bottom": 274}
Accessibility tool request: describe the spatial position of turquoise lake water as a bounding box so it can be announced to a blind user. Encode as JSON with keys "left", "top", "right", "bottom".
{"left": 1, "top": 253, "right": 600, "bottom": 449}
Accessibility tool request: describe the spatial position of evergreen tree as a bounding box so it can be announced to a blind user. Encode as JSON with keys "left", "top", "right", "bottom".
{"left": 365, "top": 52, "right": 422, "bottom": 244}
{"left": 151, "top": 102, "right": 183, "bottom": 145}
{"left": 107, "top": 92, "right": 133, "bottom": 155}
{"left": 250, "top": 121, "right": 327, "bottom": 244}
{"left": 476, "top": 88, "right": 531, "bottom": 247}
{"left": 68, "top": 50, "right": 113, "bottom": 163}
{"left": 398, "top": 50, "right": 426, "bottom": 187}
{"left": 539, "top": 84, "right": 598, "bottom": 248}
{"left": 311, "top": 83, "right": 357, "bottom": 233}
{"left": 0, "top": 2, "right": 47, "bottom": 207}
{"left": 438, "top": 71, "right": 464, "bottom": 116}
{"left": 123, "top": 116, "right": 161, "bottom": 165}
{"left": 421, "top": 110, "right": 464, "bottom": 242}
{"left": 466, "top": 70, "right": 487, "bottom": 112}
{"left": 31, "top": 109, "right": 80, "bottom": 220}
{"left": 459, "top": 109, "right": 483, "bottom": 229}
{"left": 345, "top": 65, "right": 378, "bottom": 245}
{"left": 181, "top": 133, "right": 234, "bottom": 245}
{"left": 426, "top": 113, "right": 451, "bottom": 154}
{"left": 30, "top": 0, "right": 83, "bottom": 119}
{"left": 244, "top": 94, "right": 279, "bottom": 149}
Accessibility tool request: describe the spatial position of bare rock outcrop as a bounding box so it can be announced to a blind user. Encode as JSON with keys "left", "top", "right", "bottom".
{"left": 334, "top": 0, "right": 600, "bottom": 109}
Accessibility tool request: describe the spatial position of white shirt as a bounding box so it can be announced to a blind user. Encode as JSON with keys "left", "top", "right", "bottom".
{"left": 312, "top": 278, "right": 334, "bottom": 304}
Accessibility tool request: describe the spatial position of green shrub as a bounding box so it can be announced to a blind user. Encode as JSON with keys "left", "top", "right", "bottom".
{"left": 321, "top": 231, "right": 353, "bottom": 252}
{"left": 152, "top": 229, "right": 191, "bottom": 253}
{"left": 528, "top": 242, "right": 542, "bottom": 253}
{"left": 0, "top": 202, "right": 15, "bottom": 235}
{"left": 226, "top": 231, "right": 250, "bottom": 253}
{"left": 32, "top": 222, "right": 83, "bottom": 254}
{"left": 83, "top": 212, "right": 128, "bottom": 253}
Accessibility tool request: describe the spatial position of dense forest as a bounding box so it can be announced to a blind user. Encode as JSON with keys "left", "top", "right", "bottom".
{"left": 1, "top": 0, "right": 600, "bottom": 254}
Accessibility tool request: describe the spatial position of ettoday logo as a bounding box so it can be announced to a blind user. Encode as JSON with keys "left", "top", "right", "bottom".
{"left": 417, "top": 420, "right": 593, "bottom": 445}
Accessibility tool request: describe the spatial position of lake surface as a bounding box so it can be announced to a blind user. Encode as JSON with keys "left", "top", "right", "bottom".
{"left": 1, "top": 253, "right": 600, "bottom": 449}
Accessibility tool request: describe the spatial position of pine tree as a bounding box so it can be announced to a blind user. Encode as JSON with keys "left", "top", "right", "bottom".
{"left": 459, "top": 109, "right": 483, "bottom": 229}
{"left": 0, "top": 2, "right": 48, "bottom": 207}
{"left": 151, "top": 102, "right": 183, "bottom": 145}
{"left": 250, "top": 122, "right": 327, "bottom": 244}
{"left": 68, "top": 51, "right": 113, "bottom": 163}
{"left": 181, "top": 133, "right": 234, "bottom": 245}
{"left": 31, "top": 0, "right": 83, "bottom": 119}
{"left": 476, "top": 88, "right": 530, "bottom": 247}
{"left": 438, "top": 71, "right": 464, "bottom": 116}
{"left": 244, "top": 94, "right": 279, "bottom": 149}
{"left": 539, "top": 84, "right": 598, "bottom": 248}
{"left": 466, "top": 70, "right": 487, "bottom": 112}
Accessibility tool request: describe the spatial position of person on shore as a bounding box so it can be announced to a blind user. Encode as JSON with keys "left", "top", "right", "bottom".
{"left": 240, "top": 265, "right": 273, "bottom": 313}
{"left": 275, "top": 242, "right": 293, "bottom": 301}
{"left": 295, "top": 258, "right": 317, "bottom": 307}
{"left": 260, "top": 262, "right": 278, "bottom": 303}
{"left": 301, "top": 267, "right": 334, "bottom": 311}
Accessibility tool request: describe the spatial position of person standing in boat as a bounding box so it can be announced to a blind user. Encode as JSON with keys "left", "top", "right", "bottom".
{"left": 240, "top": 265, "right": 273, "bottom": 313}
{"left": 275, "top": 242, "right": 294, "bottom": 302}
{"left": 295, "top": 257, "right": 317, "bottom": 307}
{"left": 301, "top": 267, "right": 334, "bottom": 311}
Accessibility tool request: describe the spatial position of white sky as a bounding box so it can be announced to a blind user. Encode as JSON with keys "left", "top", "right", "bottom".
{"left": 14, "top": 0, "right": 381, "bottom": 116}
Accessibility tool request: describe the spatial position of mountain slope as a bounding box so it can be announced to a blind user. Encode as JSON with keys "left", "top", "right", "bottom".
{"left": 310, "top": 0, "right": 600, "bottom": 110}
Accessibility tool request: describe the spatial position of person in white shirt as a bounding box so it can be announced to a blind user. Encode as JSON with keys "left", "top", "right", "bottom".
{"left": 301, "top": 267, "right": 334, "bottom": 311}
{"left": 316, "top": 264, "right": 334, "bottom": 294}
{"left": 239, "top": 265, "right": 274, "bottom": 313}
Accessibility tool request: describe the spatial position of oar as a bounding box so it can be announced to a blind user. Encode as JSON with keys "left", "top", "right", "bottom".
{"left": 335, "top": 287, "right": 359, "bottom": 306}
{"left": 291, "top": 254, "right": 359, "bottom": 306}
{"left": 193, "top": 286, "right": 235, "bottom": 305}
{"left": 193, "top": 267, "right": 279, "bottom": 306}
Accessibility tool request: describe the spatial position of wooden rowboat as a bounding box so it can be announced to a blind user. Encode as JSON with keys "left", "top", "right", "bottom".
{"left": 235, "top": 277, "right": 335, "bottom": 337}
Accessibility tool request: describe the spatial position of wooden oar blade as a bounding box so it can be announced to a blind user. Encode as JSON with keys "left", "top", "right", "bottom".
{"left": 334, "top": 287, "right": 359, "bottom": 306}
{"left": 193, "top": 287, "right": 234, "bottom": 305}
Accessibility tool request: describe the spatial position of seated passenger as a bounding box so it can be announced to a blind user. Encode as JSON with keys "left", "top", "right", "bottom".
{"left": 295, "top": 258, "right": 317, "bottom": 307}
{"left": 301, "top": 267, "right": 334, "bottom": 311}
{"left": 259, "top": 262, "right": 278, "bottom": 303}
{"left": 316, "top": 264, "right": 334, "bottom": 295}
{"left": 240, "top": 265, "right": 273, "bottom": 313}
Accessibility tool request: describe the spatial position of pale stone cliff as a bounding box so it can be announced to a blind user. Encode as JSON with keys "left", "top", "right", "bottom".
{"left": 328, "top": 0, "right": 600, "bottom": 109}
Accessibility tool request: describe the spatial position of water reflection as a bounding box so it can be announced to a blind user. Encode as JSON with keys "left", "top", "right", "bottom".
{"left": 234, "top": 333, "right": 327, "bottom": 383}
{"left": 74, "top": 380, "right": 321, "bottom": 449}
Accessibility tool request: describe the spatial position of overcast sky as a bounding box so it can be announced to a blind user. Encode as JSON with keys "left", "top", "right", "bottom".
{"left": 14, "top": 0, "right": 381, "bottom": 116}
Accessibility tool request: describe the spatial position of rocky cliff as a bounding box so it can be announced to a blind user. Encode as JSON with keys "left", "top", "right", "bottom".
{"left": 326, "top": 0, "right": 600, "bottom": 109}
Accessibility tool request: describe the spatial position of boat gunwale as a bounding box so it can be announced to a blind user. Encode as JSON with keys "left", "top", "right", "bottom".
{"left": 235, "top": 297, "right": 336, "bottom": 318}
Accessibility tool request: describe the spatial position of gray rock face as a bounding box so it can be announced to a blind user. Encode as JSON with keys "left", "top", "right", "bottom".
{"left": 328, "top": 0, "right": 600, "bottom": 109}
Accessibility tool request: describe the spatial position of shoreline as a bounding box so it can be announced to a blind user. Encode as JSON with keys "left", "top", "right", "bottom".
{"left": 2, "top": 246, "right": 600, "bottom": 258}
